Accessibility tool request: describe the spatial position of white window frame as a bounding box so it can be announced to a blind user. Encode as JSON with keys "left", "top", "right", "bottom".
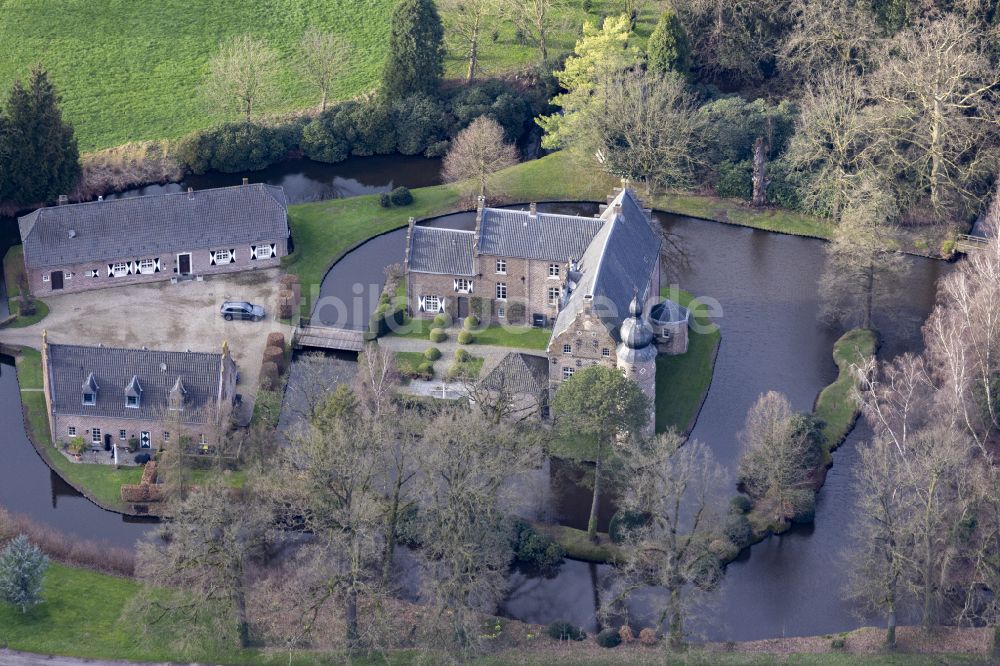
{"left": 602, "top": 347, "right": 611, "bottom": 358}
{"left": 68, "top": 426, "right": 76, "bottom": 436}
{"left": 548, "top": 263, "right": 560, "bottom": 278}
{"left": 214, "top": 249, "right": 232, "bottom": 264}
{"left": 82, "top": 392, "right": 96, "bottom": 406}
{"left": 563, "top": 344, "right": 572, "bottom": 354}
{"left": 562, "top": 366, "right": 575, "bottom": 379}
{"left": 176, "top": 252, "right": 192, "bottom": 274}
{"left": 495, "top": 259, "right": 506, "bottom": 274}
{"left": 163, "top": 431, "right": 170, "bottom": 443}
{"left": 253, "top": 244, "right": 274, "bottom": 260}
{"left": 92, "top": 428, "right": 102, "bottom": 444}
{"left": 454, "top": 278, "right": 473, "bottom": 294}
{"left": 548, "top": 287, "right": 561, "bottom": 306}
{"left": 423, "top": 295, "right": 442, "bottom": 313}
{"left": 137, "top": 258, "right": 156, "bottom": 275}
{"left": 495, "top": 282, "right": 507, "bottom": 300}
{"left": 126, "top": 395, "right": 140, "bottom": 408}
{"left": 119, "top": 429, "right": 127, "bottom": 440}
{"left": 110, "top": 262, "right": 129, "bottom": 278}
{"left": 497, "top": 305, "right": 506, "bottom": 318}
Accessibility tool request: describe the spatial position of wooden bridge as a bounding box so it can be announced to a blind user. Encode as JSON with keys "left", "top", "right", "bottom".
{"left": 955, "top": 234, "right": 990, "bottom": 254}
{"left": 292, "top": 318, "right": 366, "bottom": 352}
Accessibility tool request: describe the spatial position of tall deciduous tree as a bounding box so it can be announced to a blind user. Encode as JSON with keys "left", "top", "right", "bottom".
{"left": 586, "top": 70, "right": 700, "bottom": 194}
{"left": 551, "top": 365, "right": 652, "bottom": 540}
{"left": 818, "top": 177, "right": 907, "bottom": 330}
{"left": 538, "top": 14, "right": 639, "bottom": 150}
{"left": 872, "top": 15, "right": 1000, "bottom": 214}
{"left": 779, "top": 0, "right": 879, "bottom": 83}
{"left": 0, "top": 67, "right": 80, "bottom": 205}
{"left": 381, "top": 0, "right": 445, "bottom": 99}
{"left": 440, "top": 0, "right": 500, "bottom": 81}
{"left": 442, "top": 115, "right": 519, "bottom": 198}
{"left": 605, "top": 432, "right": 724, "bottom": 648}
{"left": 204, "top": 34, "right": 279, "bottom": 121}
{"left": 298, "top": 27, "right": 349, "bottom": 112}
{"left": 501, "top": 0, "right": 567, "bottom": 62}
{"left": 0, "top": 535, "right": 49, "bottom": 614}
{"left": 647, "top": 4, "right": 690, "bottom": 75}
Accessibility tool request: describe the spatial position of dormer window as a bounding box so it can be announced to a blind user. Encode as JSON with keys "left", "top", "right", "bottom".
{"left": 168, "top": 376, "right": 187, "bottom": 411}
{"left": 125, "top": 376, "right": 142, "bottom": 408}
{"left": 82, "top": 372, "right": 99, "bottom": 406}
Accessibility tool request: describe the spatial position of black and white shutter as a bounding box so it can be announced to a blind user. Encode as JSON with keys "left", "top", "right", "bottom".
{"left": 209, "top": 250, "right": 217, "bottom": 266}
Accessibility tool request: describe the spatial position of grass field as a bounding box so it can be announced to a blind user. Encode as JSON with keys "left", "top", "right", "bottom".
{"left": 0, "top": 1, "right": 657, "bottom": 152}
{"left": 814, "top": 328, "right": 879, "bottom": 451}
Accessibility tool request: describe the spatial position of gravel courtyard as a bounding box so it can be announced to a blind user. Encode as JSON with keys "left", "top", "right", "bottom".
{"left": 0, "top": 268, "right": 292, "bottom": 418}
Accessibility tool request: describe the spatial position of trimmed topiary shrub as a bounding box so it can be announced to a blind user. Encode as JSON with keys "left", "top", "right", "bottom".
{"left": 429, "top": 328, "right": 447, "bottom": 343}
{"left": 454, "top": 348, "right": 471, "bottom": 362}
{"left": 416, "top": 361, "right": 434, "bottom": 379}
{"left": 389, "top": 186, "right": 413, "bottom": 206}
{"left": 638, "top": 628, "right": 658, "bottom": 646}
{"left": 547, "top": 621, "right": 586, "bottom": 641}
{"left": 730, "top": 494, "right": 753, "bottom": 514}
{"left": 463, "top": 314, "right": 479, "bottom": 330}
{"left": 597, "top": 628, "right": 622, "bottom": 648}
{"left": 433, "top": 313, "right": 450, "bottom": 328}
{"left": 424, "top": 347, "right": 441, "bottom": 361}
{"left": 457, "top": 330, "right": 474, "bottom": 345}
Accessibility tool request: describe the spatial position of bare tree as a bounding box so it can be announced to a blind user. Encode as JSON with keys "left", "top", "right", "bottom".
{"left": 818, "top": 176, "right": 908, "bottom": 330}
{"left": 413, "top": 410, "right": 541, "bottom": 656}
{"left": 354, "top": 343, "right": 399, "bottom": 419}
{"left": 134, "top": 482, "right": 274, "bottom": 649}
{"left": 298, "top": 27, "right": 349, "bottom": 112}
{"left": 203, "top": 34, "right": 279, "bottom": 121}
{"left": 500, "top": 0, "right": 567, "bottom": 62}
{"left": 871, "top": 15, "right": 1000, "bottom": 214}
{"left": 737, "top": 391, "right": 820, "bottom": 523}
{"left": 440, "top": 0, "right": 501, "bottom": 81}
{"left": 778, "top": 0, "right": 880, "bottom": 83}
{"left": 604, "top": 432, "right": 725, "bottom": 648}
{"left": 443, "top": 116, "right": 519, "bottom": 199}
{"left": 586, "top": 70, "right": 701, "bottom": 195}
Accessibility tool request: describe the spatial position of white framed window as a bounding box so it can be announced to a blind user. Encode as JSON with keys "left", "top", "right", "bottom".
{"left": 42, "top": 274, "right": 49, "bottom": 282}
{"left": 92, "top": 428, "right": 102, "bottom": 444}
{"left": 548, "top": 263, "right": 560, "bottom": 278}
{"left": 495, "top": 282, "right": 507, "bottom": 300}
{"left": 563, "top": 344, "right": 572, "bottom": 354}
{"left": 423, "top": 295, "right": 441, "bottom": 313}
{"left": 562, "top": 366, "right": 575, "bottom": 379}
{"left": 126, "top": 395, "right": 139, "bottom": 408}
{"left": 110, "top": 262, "right": 129, "bottom": 278}
{"left": 214, "top": 249, "right": 231, "bottom": 264}
{"left": 68, "top": 426, "right": 76, "bottom": 436}
{"left": 119, "top": 429, "right": 126, "bottom": 440}
{"left": 163, "top": 431, "right": 170, "bottom": 443}
{"left": 82, "top": 392, "right": 96, "bottom": 406}
{"left": 251, "top": 244, "right": 275, "bottom": 260}
{"left": 495, "top": 259, "right": 506, "bottom": 274}
{"left": 454, "top": 278, "right": 473, "bottom": 293}
{"left": 602, "top": 347, "right": 611, "bottom": 357}
{"left": 497, "top": 305, "right": 506, "bottom": 318}
{"left": 137, "top": 258, "right": 156, "bottom": 275}
{"left": 548, "top": 287, "right": 561, "bottom": 306}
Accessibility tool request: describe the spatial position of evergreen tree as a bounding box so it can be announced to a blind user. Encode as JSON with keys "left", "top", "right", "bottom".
{"left": 381, "top": 0, "right": 445, "bottom": 99}
{"left": 0, "top": 535, "right": 49, "bottom": 614}
{"left": 2, "top": 67, "right": 80, "bottom": 205}
{"left": 647, "top": 5, "right": 689, "bottom": 75}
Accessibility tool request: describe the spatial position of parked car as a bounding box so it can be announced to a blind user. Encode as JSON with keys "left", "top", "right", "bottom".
{"left": 220, "top": 301, "right": 265, "bottom": 322}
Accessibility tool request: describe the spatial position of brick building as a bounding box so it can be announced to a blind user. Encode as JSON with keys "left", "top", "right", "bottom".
{"left": 41, "top": 336, "right": 238, "bottom": 460}
{"left": 404, "top": 188, "right": 691, "bottom": 431}
{"left": 18, "top": 183, "right": 289, "bottom": 296}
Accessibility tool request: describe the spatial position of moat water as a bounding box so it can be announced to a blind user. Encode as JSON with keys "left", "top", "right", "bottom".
{"left": 0, "top": 156, "right": 946, "bottom": 640}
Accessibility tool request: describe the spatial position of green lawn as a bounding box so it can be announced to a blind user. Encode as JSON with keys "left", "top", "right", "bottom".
{"left": 394, "top": 351, "right": 428, "bottom": 378}
{"left": 14, "top": 348, "right": 142, "bottom": 512}
{"left": 814, "top": 328, "right": 879, "bottom": 451}
{"left": 448, "top": 355, "right": 485, "bottom": 379}
{"left": 0, "top": 1, "right": 659, "bottom": 152}
{"left": 654, "top": 289, "right": 722, "bottom": 435}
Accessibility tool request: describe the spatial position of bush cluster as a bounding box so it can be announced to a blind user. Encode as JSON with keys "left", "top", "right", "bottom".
{"left": 176, "top": 121, "right": 301, "bottom": 174}
{"left": 454, "top": 348, "right": 471, "bottom": 362}
{"left": 511, "top": 520, "right": 565, "bottom": 573}
{"left": 367, "top": 305, "right": 406, "bottom": 340}
{"left": 547, "top": 620, "right": 586, "bottom": 641}
{"left": 597, "top": 628, "right": 622, "bottom": 648}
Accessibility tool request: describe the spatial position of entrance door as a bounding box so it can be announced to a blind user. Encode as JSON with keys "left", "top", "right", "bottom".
{"left": 177, "top": 254, "right": 191, "bottom": 275}
{"left": 457, "top": 296, "right": 469, "bottom": 319}
{"left": 103, "top": 433, "right": 112, "bottom": 451}
{"left": 51, "top": 270, "right": 64, "bottom": 290}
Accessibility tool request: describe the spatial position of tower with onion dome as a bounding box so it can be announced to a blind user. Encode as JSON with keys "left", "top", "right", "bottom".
{"left": 616, "top": 294, "right": 657, "bottom": 434}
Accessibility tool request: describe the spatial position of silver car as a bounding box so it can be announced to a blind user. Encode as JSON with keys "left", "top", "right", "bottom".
{"left": 220, "top": 300, "right": 265, "bottom": 322}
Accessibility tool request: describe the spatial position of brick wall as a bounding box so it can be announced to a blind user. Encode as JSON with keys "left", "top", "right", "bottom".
{"left": 52, "top": 413, "right": 215, "bottom": 453}
{"left": 546, "top": 306, "right": 618, "bottom": 389}
{"left": 25, "top": 238, "right": 287, "bottom": 296}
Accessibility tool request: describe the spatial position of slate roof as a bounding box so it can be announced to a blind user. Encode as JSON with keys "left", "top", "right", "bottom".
{"left": 476, "top": 208, "right": 604, "bottom": 261}
{"left": 19, "top": 184, "right": 289, "bottom": 270}
{"left": 407, "top": 226, "right": 476, "bottom": 276}
{"left": 552, "top": 190, "right": 661, "bottom": 343}
{"left": 47, "top": 343, "right": 223, "bottom": 423}
{"left": 480, "top": 352, "right": 549, "bottom": 396}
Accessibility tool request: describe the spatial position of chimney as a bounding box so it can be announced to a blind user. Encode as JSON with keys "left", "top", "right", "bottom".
{"left": 97, "top": 195, "right": 103, "bottom": 202}
{"left": 57, "top": 195, "right": 69, "bottom": 205}
{"left": 242, "top": 177, "right": 249, "bottom": 186}
{"left": 187, "top": 187, "right": 194, "bottom": 200}
{"left": 529, "top": 202, "right": 537, "bottom": 218}
{"left": 583, "top": 294, "right": 594, "bottom": 314}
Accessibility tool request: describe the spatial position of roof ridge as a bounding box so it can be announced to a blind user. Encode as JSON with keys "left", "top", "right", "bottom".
{"left": 28, "top": 183, "right": 285, "bottom": 218}
{"left": 49, "top": 342, "right": 222, "bottom": 358}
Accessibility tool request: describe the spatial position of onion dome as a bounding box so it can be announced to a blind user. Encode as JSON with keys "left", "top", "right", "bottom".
{"left": 619, "top": 295, "right": 654, "bottom": 350}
